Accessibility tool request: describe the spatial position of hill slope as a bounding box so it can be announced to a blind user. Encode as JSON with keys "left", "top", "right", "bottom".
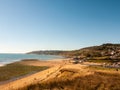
{"left": 28, "top": 43, "right": 120, "bottom": 60}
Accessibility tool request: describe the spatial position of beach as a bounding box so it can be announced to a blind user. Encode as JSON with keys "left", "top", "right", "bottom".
{"left": 0, "top": 58, "right": 70, "bottom": 90}
{"left": 17, "top": 58, "right": 69, "bottom": 67}
{"left": 0, "top": 58, "right": 93, "bottom": 90}
{"left": 0, "top": 58, "right": 120, "bottom": 90}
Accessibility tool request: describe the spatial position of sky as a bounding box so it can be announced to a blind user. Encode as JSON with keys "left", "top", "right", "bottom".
{"left": 0, "top": 0, "right": 120, "bottom": 53}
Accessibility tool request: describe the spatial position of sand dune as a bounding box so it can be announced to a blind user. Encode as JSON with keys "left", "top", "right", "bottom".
{"left": 1, "top": 59, "right": 119, "bottom": 90}
{"left": 0, "top": 59, "right": 90, "bottom": 90}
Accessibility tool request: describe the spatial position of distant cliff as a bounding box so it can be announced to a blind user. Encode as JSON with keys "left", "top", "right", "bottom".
{"left": 27, "top": 43, "right": 120, "bottom": 60}
{"left": 27, "top": 50, "right": 68, "bottom": 55}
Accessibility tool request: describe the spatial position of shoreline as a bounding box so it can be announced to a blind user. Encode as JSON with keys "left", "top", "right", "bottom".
{"left": 0, "top": 58, "right": 69, "bottom": 82}
{"left": 17, "top": 58, "right": 69, "bottom": 67}
{"left": 0, "top": 57, "right": 68, "bottom": 67}
{"left": 0, "top": 58, "right": 120, "bottom": 90}
{"left": 0, "top": 58, "right": 70, "bottom": 90}
{"left": 0, "top": 64, "right": 4, "bottom": 67}
{"left": 0, "top": 53, "right": 65, "bottom": 67}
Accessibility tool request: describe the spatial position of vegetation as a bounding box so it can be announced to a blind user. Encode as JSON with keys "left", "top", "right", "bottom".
{"left": 88, "top": 59, "right": 113, "bottom": 63}
{"left": 19, "top": 43, "right": 120, "bottom": 90}
{"left": 19, "top": 67, "right": 120, "bottom": 90}
{"left": 28, "top": 43, "right": 120, "bottom": 62}
{"left": 0, "top": 63, "right": 49, "bottom": 82}
{"left": 89, "top": 65, "right": 120, "bottom": 71}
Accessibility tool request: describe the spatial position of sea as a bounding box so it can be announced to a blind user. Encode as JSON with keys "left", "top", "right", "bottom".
{"left": 0, "top": 53, "right": 64, "bottom": 66}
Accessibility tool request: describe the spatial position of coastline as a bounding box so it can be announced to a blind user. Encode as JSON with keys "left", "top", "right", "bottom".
{"left": 0, "top": 58, "right": 120, "bottom": 90}
{"left": 0, "top": 63, "right": 6, "bottom": 67}
{"left": 17, "top": 58, "right": 69, "bottom": 67}
{"left": 0, "top": 57, "right": 68, "bottom": 67}
{"left": 0, "top": 53, "right": 64, "bottom": 67}
{"left": 0, "top": 58, "right": 69, "bottom": 82}
{"left": 0, "top": 58, "right": 70, "bottom": 90}
{"left": 0, "top": 64, "right": 4, "bottom": 67}
{"left": 0, "top": 59, "right": 52, "bottom": 84}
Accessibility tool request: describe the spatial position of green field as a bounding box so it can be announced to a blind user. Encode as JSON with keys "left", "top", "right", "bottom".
{"left": 0, "top": 63, "right": 49, "bottom": 82}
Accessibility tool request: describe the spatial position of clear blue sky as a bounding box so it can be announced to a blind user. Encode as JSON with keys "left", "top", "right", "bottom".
{"left": 0, "top": 0, "right": 120, "bottom": 53}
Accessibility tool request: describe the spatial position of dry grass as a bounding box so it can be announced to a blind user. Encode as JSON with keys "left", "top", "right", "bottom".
{"left": 0, "top": 63, "right": 49, "bottom": 82}
{"left": 19, "top": 67, "right": 120, "bottom": 90}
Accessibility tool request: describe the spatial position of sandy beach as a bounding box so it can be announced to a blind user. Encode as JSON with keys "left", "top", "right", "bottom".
{"left": 0, "top": 58, "right": 72, "bottom": 90}
{"left": 0, "top": 58, "right": 93, "bottom": 90}
{"left": 17, "top": 58, "right": 70, "bottom": 67}
{"left": 0, "top": 58, "right": 120, "bottom": 90}
{"left": 0, "top": 64, "right": 4, "bottom": 67}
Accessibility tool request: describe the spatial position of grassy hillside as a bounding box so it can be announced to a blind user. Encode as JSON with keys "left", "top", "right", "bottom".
{"left": 19, "top": 66, "right": 120, "bottom": 90}
{"left": 28, "top": 43, "right": 120, "bottom": 62}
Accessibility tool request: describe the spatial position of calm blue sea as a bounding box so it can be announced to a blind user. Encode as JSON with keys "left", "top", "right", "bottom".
{"left": 0, "top": 53, "right": 64, "bottom": 65}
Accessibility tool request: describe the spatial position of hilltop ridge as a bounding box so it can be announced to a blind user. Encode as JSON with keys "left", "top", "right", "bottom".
{"left": 28, "top": 43, "right": 120, "bottom": 61}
